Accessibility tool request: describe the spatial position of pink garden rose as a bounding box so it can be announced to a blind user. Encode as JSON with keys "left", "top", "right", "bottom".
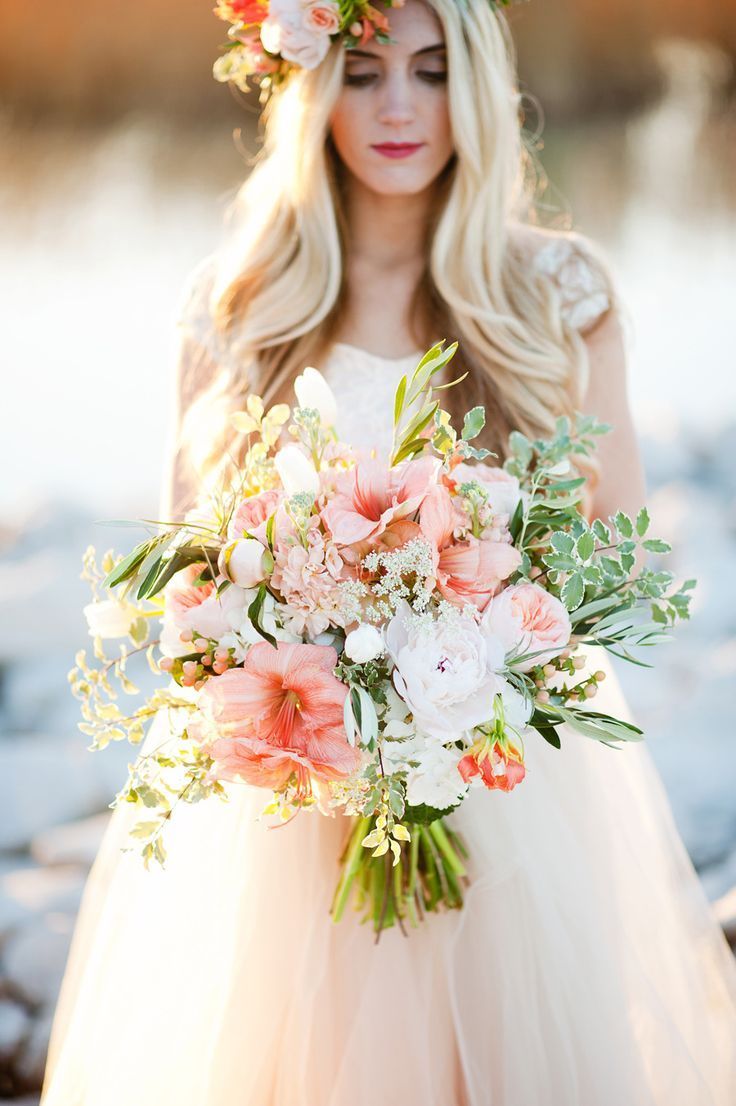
{"left": 192, "top": 642, "right": 361, "bottom": 798}
{"left": 420, "top": 484, "right": 521, "bottom": 612}
{"left": 227, "top": 489, "right": 282, "bottom": 544}
{"left": 482, "top": 581, "right": 572, "bottom": 671}
{"left": 159, "top": 563, "right": 246, "bottom": 657}
{"left": 322, "top": 457, "right": 436, "bottom": 548}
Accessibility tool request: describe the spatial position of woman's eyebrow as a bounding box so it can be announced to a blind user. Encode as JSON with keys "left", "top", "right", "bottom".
{"left": 346, "top": 43, "right": 446, "bottom": 60}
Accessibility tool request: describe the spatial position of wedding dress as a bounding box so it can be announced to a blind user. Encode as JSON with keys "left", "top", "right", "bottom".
{"left": 40, "top": 236, "right": 736, "bottom": 1105}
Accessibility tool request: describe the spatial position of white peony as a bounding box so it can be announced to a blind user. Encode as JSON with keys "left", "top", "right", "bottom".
{"left": 83, "top": 599, "right": 140, "bottom": 639}
{"left": 274, "top": 445, "right": 320, "bottom": 497}
{"left": 344, "top": 623, "right": 384, "bottom": 664}
{"left": 385, "top": 604, "right": 508, "bottom": 740}
{"left": 381, "top": 726, "right": 469, "bottom": 810}
{"left": 294, "top": 366, "right": 338, "bottom": 428}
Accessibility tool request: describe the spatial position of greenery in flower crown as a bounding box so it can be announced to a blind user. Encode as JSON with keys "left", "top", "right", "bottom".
{"left": 212, "top": 0, "right": 518, "bottom": 102}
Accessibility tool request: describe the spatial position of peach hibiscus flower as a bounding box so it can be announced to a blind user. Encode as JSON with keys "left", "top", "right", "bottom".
{"left": 322, "top": 457, "right": 436, "bottom": 548}
{"left": 193, "top": 642, "right": 361, "bottom": 799}
{"left": 420, "top": 485, "right": 521, "bottom": 612}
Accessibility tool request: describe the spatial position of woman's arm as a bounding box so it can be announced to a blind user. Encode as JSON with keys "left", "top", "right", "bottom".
{"left": 581, "top": 310, "right": 648, "bottom": 572}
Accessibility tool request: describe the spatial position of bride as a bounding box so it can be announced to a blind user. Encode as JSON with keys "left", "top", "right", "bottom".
{"left": 40, "top": 1, "right": 736, "bottom": 1103}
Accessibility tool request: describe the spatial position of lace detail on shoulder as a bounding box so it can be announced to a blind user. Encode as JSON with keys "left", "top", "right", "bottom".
{"left": 533, "top": 236, "right": 612, "bottom": 332}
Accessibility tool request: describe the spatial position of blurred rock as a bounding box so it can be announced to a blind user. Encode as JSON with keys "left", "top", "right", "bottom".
{"left": 14, "top": 1009, "right": 56, "bottom": 1087}
{"left": 2, "top": 914, "right": 76, "bottom": 1007}
{"left": 0, "top": 735, "right": 130, "bottom": 852}
{"left": 0, "top": 997, "right": 32, "bottom": 1063}
{"left": 30, "top": 813, "right": 111, "bottom": 869}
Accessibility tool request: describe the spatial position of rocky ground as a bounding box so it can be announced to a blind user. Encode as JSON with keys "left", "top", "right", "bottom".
{"left": 0, "top": 424, "right": 734, "bottom": 1100}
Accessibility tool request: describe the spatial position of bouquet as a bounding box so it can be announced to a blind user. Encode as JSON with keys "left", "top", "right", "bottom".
{"left": 72, "top": 340, "right": 694, "bottom": 939}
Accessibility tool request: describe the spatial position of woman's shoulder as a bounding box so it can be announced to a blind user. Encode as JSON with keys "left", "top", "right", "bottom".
{"left": 509, "top": 224, "right": 615, "bottom": 334}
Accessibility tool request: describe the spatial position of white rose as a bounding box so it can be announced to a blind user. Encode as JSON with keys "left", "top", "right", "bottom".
{"left": 274, "top": 445, "right": 320, "bottom": 497}
{"left": 344, "top": 624, "right": 384, "bottom": 664}
{"left": 260, "top": 4, "right": 332, "bottom": 69}
{"left": 217, "top": 538, "right": 271, "bottom": 589}
{"left": 83, "top": 599, "right": 140, "bottom": 639}
{"left": 294, "top": 366, "right": 338, "bottom": 428}
{"left": 385, "top": 603, "right": 507, "bottom": 740}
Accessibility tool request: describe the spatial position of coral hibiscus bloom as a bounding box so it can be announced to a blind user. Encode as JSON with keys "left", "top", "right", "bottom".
{"left": 322, "top": 457, "right": 435, "bottom": 547}
{"left": 194, "top": 642, "right": 360, "bottom": 797}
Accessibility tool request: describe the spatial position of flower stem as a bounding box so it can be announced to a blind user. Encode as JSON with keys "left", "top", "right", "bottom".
{"left": 331, "top": 815, "right": 371, "bottom": 923}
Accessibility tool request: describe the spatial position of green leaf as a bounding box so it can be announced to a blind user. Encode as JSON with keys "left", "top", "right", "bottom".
{"left": 265, "top": 511, "right": 277, "bottom": 553}
{"left": 102, "top": 541, "right": 150, "bottom": 590}
{"left": 393, "top": 375, "right": 407, "bottom": 427}
{"left": 550, "top": 532, "right": 575, "bottom": 555}
{"left": 461, "top": 406, "right": 485, "bottom": 441}
{"left": 247, "top": 583, "right": 278, "bottom": 648}
{"left": 613, "top": 511, "right": 633, "bottom": 539}
{"left": 561, "top": 571, "right": 585, "bottom": 611}
{"left": 635, "top": 506, "right": 650, "bottom": 536}
{"left": 576, "top": 531, "right": 595, "bottom": 562}
{"left": 591, "top": 518, "right": 611, "bottom": 544}
{"left": 642, "top": 538, "right": 671, "bottom": 554}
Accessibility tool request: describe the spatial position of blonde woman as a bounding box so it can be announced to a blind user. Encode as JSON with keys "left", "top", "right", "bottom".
{"left": 40, "top": 2, "right": 736, "bottom": 1104}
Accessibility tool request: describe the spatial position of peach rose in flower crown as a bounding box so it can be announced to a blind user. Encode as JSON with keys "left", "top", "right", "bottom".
{"left": 482, "top": 581, "right": 571, "bottom": 671}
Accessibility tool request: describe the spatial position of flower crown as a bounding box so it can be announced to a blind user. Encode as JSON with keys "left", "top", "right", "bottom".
{"left": 212, "top": 0, "right": 513, "bottom": 102}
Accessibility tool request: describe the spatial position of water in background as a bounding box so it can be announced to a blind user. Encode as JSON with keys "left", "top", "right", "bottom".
{"left": 0, "top": 39, "right": 735, "bottom": 890}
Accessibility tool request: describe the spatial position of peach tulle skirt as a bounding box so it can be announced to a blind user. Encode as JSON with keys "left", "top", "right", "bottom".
{"left": 40, "top": 646, "right": 736, "bottom": 1105}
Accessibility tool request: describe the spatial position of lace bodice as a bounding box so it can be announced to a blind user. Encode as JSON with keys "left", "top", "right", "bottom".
{"left": 169, "top": 233, "right": 612, "bottom": 497}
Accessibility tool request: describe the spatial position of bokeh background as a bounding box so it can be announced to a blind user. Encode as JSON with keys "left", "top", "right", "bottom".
{"left": 1, "top": 0, "right": 735, "bottom": 1097}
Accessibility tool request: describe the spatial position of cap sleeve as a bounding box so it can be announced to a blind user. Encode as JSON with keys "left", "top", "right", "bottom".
{"left": 533, "top": 235, "right": 612, "bottom": 333}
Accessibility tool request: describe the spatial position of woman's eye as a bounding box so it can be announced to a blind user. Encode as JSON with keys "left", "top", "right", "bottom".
{"left": 419, "top": 70, "right": 447, "bottom": 83}
{"left": 344, "top": 73, "right": 378, "bottom": 86}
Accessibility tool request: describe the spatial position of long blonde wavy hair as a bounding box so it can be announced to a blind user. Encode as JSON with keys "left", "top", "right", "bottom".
{"left": 173, "top": 0, "right": 613, "bottom": 515}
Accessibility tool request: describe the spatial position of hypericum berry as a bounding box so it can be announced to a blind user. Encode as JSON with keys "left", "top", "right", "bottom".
{"left": 536, "top": 689, "right": 550, "bottom": 704}
{"left": 180, "top": 628, "right": 194, "bottom": 642}
{"left": 594, "top": 670, "right": 606, "bottom": 682}
{"left": 572, "top": 655, "right": 586, "bottom": 671}
{"left": 584, "top": 684, "right": 597, "bottom": 699}
{"left": 194, "top": 637, "right": 209, "bottom": 652}
{"left": 159, "top": 656, "right": 174, "bottom": 672}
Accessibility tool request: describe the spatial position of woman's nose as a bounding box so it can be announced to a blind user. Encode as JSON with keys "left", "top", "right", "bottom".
{"left": 376, "top": 72, "right": 416, "bottom": 126}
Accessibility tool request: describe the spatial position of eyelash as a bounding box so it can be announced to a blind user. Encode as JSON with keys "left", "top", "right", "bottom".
{"left": 344, "top": 71, "right": 447, "bottom": 87}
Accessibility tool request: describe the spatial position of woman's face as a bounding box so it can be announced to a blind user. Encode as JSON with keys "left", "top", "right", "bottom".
{"left": 329, "top": 0, "right": 454, "bottom": 196}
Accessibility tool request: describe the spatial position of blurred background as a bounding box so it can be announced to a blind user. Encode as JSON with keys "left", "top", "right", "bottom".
{"left": 1, "top": 0, "right": 735, "bottom": 1097}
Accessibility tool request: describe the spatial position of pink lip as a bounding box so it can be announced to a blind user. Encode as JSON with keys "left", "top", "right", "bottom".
{"left": 371, "top": 143, "right": 425, "bottom": 159}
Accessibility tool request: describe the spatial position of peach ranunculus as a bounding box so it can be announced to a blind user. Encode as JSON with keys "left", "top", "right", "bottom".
{"left": 322, "top": 457, "right": 436, "bottom": 548}
{"left": 192, "top": 642, "right": 361, "bottom": 799}
{"left": 159, "top": 564, "right": 247, "bottom": 657}
{"left": 227, "top": 489, "right": 282, "bottom": 543}
{"left": 482, "top": 581, "right": 572, "bottom": 671}
{"left": 420, "top": 485, "right": 521, "bottom": 612}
